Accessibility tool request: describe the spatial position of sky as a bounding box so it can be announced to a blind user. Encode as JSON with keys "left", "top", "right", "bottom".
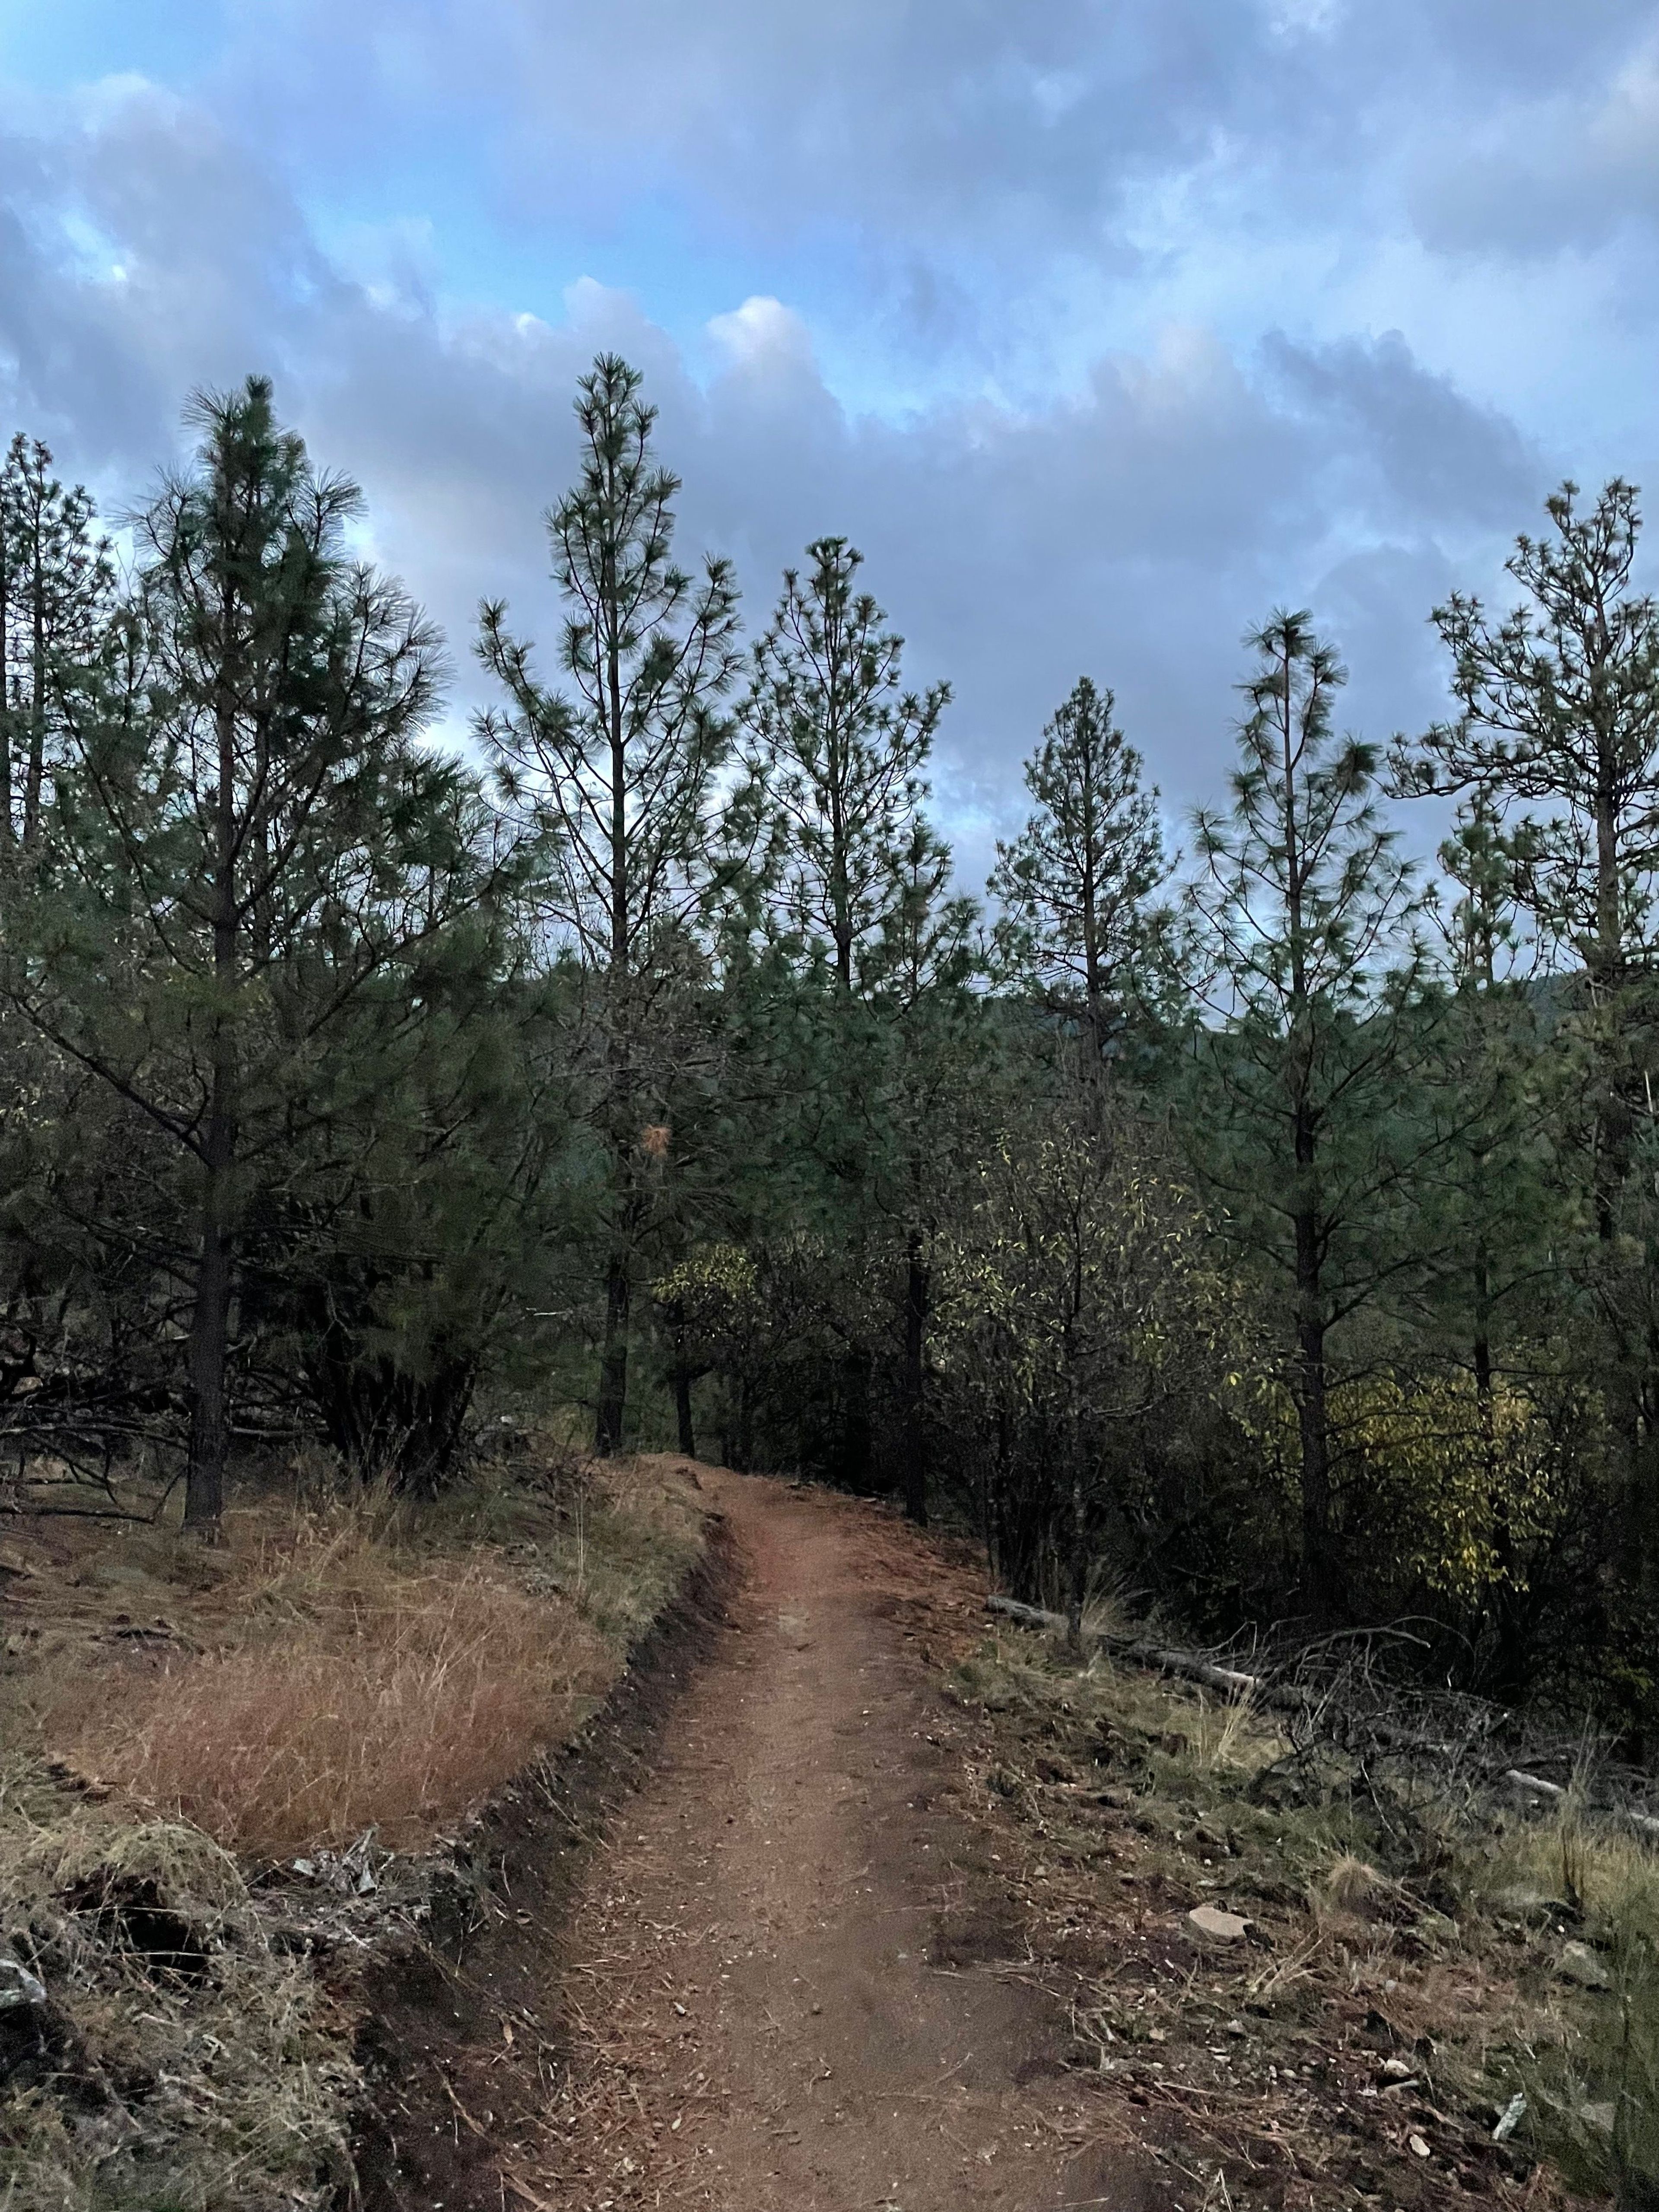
{"left": 2, "top": 0, "right": 1658, "bottom": 886}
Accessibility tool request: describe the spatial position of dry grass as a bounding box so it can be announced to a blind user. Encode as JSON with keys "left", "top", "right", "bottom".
{"left": 947, "top": 1621, "right": 1596, "bottom": 2209}
{"left": 0, "top": 1443, "right": 713, "bottom": 2212}
{"left": 1320, "top": 1851, "right": 1392, "bottom": 1916}
{"left": 16, "top": 1449, "right": 704, "bottom": 1862}
{"left": 53, "top": 1553, "right": 607, "bottom": 1859}
{"left": 0, "top": 1764, "right": 357, "bottom": 2212}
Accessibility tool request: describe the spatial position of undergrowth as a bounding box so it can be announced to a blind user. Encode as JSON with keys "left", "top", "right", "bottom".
{"left": 0, "top": 1442, "right": 709, "bottom": 2212}
{"left": 948, "top": 1623, "right": 1659, "bottom": 2209}
{"left": 0, "top": 1768, "right": 356, "bottom": 2212}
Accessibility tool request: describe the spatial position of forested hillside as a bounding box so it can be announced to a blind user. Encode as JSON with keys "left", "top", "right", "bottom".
{"left": 3, "top": 353, "right": 1658, "bottom": 1730}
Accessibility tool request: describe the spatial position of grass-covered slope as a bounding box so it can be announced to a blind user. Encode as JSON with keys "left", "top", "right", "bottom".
{"left": 0, "top": 1445, "right": 709, "bottom": 2212}
{"left": 947, "top": 1615, "right": 1659, "bottom": 2209}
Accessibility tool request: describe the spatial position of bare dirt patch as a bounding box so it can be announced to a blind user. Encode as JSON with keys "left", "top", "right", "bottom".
{"left": 349, "top": 1507, "right": 738, "bottom": 2212}
{"left": 525, "top": 1471, "right": 1167, "bottom": 2211}
{"left": 343, "top": 1468, "right": 1613, "bottom": 2211}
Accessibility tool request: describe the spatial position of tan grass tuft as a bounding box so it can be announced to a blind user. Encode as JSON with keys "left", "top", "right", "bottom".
{"left": 1322, "top": 1850, "right": 1389, "bottom": 1916}
{"left": 51, "top": 1554, "right": 606, "bottom": 1858}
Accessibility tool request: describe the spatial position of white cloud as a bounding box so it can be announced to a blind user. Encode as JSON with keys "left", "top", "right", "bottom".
{"left": 10, "top": 14, "right": 1653, "bottom": 879}
{"left": 706, "top": 295, "right": 814, "bottom": 374}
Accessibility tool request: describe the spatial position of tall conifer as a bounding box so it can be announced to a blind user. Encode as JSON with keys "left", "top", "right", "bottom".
{"left": 479, "top": 355, "right": 741, "bottom": 1454}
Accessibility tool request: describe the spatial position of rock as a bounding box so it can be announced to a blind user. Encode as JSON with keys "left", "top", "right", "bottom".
{"left": 1557, "top": 1940, "right": 1611, "bottom": 1990}
{"left": 1380, "top": 2056, "right": 1415, "bottom": 2081}
{"left": 1491, "top": 1884, "right": 1574, "bottom": 1921}
{"left": 1187, "top": 1905, "right": 1251, "bottom": 1942}
{"left": 0, "top": 1958, "right": 45, "bottom": 2009}
{"left": 1408, "top": 2132, "right": 1432, "bottom": 2159}
{"left": 1492, "top": 2091, "right": 1527, "bottom": 2142}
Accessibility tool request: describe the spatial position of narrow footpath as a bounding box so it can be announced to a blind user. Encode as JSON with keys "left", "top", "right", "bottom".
{"left": 537, "top": 1469, "right": 1152, "bottom": 2211}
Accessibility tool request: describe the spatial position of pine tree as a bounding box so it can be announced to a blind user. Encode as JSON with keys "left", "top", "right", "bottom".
{"left": 0, "top": 435, "right": 113, "bottom": 857}
{"left": 739, "top": 537, "right": 947, "bottom": 995}
{"left": 1396, "top": 480, "right": 1659, "bottom": 995}
{"left": 868, "top": 819, "right": 982, "bottom": 1524}
{"left": 478, "top": 354, "right": 741, "bottom": 1455}
{"left": 1411, "top": 796, "right": 1564, "bottom": 1687}
{"left": 731, "top": 540, "right": 977, "bottom": 1510}
{"left": 17, "top": 378, "right": 455, "bottom": 1529}
{"left": 1392, "top": 480, "right": 1659, "bottom": 1587}
{"left": 990, "top": 676, "right": 1171, "bottom": 1073}
{"left": 1188, "top": 612, "right": 1426, "bottom": 1618}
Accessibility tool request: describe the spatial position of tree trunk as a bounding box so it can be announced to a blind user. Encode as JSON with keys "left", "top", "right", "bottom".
{"left": 0, "top": 518, "right": 13, "bottom": 859}
{"left": 661, "top": 1296, "right": 696, "bottom": 1456}
{"left": 1472, "top": 1246, "right": 1526, "bottom": 1689}
{"left": 184, "top": 691, "right": 239, "bottom": 1535}
{"left": 901, "top": 1230, "right": 928, "bottom": 1525}
{"left": 673, "top": 1364, "right": 696, "bottom": 1459}
{"left": 184, "top": 1130, "right": 232, "bottom": 1532}
{"left": 24, "top": 525, "right": 46, "bottom": 853}
{"left": 1066, "top": 1459, "right": 1087, "bottom": 1649}
{"left": 1292, "top": 1191, "right": 1339, "bottom": 1619}
{"left": 735, "top": 1370, "right": 753, "bottom": 1473}
{"left": 595, "top": 1241, "right": 630, "bottom": 1456}
{"left": 1591, "top": 768, "right": 1630, "bottom": 1242}
{"left": 837, "top": 1343, "right": 873, "bottom": 1491}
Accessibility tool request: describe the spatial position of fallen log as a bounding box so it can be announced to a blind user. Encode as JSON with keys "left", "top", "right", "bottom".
{"left": 983, "top": 1597, "right": 1659, "bottom": 1841}
{"left": 990, "top": 1594, "right": 1468, "bottom": 1754}
{"left": 986, "top": 1599, "right": 1475, "bottom": 1754}
{"left": 984, "top": 1594, "right": 1261, "bottom": 1699}
{"left": 1503, "top": 1767, "right": 1659, "bottom": 1843}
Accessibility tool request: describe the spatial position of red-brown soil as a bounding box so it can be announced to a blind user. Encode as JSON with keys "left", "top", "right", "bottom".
{"left": 352, "top": 1466, "right": 1579, "bottom": 2212}
{"left": 534, "top": 1468, "right": 1159, "bottom": 2209}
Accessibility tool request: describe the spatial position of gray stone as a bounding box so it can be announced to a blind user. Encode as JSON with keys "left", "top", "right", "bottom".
{"left": 1187, "top": 1905, "right": 1251, "bottom": 1942}
{"left": 1557, "top": 1941, "right": 1611, "bottom": 1990}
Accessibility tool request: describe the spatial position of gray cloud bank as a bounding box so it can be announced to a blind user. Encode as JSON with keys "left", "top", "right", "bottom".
{"left": 0, "top": 44, "right": 1627, "bottom": 880}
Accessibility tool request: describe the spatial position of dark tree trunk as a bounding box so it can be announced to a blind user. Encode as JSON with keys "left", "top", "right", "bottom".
{"left": 673, "top": 1364, "right": 696, "bottom": 1459}
{"left": 24, "top": 530, "right": 45, "bottom": 853}
{"left": 1066, "top": 1456, "right": 1087, "bottom": 1648}
{"left": 663, "top": 1297, "right": 696, "bottom": 1457}
{"left": 901, "top": 1232, "right": 928, "bottom": 1526}
{"left": 595, "top": 1241, "right": 630, "bottom": 1456}
{"left": 1472, "top": 1246, "right": 1526, "bottom": 1688}
{"left": 837, "top": 1343, "right": 873, "bottom": 1491}
{"left": 0, "top": 519, "right": 13, "bottom": 859}
{"left": 184, "top": 698, "right": 238, "bottom": 1535}
{"left": 184, "top": 1145, "right": 232, "bottom": 1532}
{"left": 1292, "top": 1185, "right": 1339, "bottom": 1619}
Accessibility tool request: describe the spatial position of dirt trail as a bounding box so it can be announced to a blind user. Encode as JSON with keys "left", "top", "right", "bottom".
{"left": 541, "top": 1469, "right": 1150, "bottom": 2211}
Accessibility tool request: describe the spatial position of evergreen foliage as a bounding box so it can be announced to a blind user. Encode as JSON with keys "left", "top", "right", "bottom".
{"left": 2, "top": 366, "right": 1657, "bottom": 1726}
{"left": 477, "top": 354, "right": 741, "bottom": 1455}
{"left": 990, "top": 675, "right": 1173, "bottom": 1069}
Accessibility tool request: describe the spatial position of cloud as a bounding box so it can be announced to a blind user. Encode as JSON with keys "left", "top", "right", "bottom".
{"left": 1407, "top": 30, "right": 1659, "bottom": 261}
{"left": 0, "top": 68, "right": 1574, "bottom": 902}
